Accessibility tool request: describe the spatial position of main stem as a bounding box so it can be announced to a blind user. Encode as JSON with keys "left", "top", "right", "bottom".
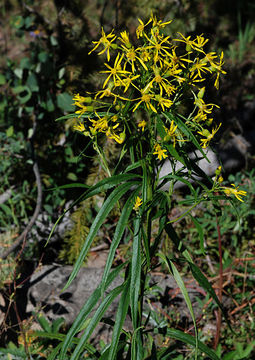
{"left": 214, "top": 214, "right": 223, "bottom": 349}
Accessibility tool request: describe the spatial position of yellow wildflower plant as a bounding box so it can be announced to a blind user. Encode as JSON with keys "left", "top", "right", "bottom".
{"left": 58, "top": 15, "right": 247, "bottom": 360}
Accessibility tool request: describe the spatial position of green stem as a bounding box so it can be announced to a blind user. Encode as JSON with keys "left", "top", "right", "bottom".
{"left": 168, "top": 199, "right": 202, "bottom": 223}
{"left": 94, "top": 143, "right": 111, "bottom": 177}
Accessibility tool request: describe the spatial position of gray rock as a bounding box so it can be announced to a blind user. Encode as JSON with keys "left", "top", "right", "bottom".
{"left": 26, "top": 265, "right": 122, "bottom": 326}
{"left": 26, "top": 265, "right": 204, "bottom": 329}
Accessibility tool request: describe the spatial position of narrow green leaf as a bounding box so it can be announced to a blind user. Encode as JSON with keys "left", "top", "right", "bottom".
{"left": 0, "top": 203, "right": 13, "bottom": 217}
{"left": 33, "top": 331, "right": 99, "bottom": 358}
{"left": 48, "top": 183, "right": 90, "bottom": 190}
{"left": 101, "top": 189, "right": 140, "bottom": 293}
{"left": 70, "top": 284, "right": 124, "bottom": 360}
{"left": 52, "top": 317, "right": 65, "bottom": 333}
{"left": 56, "top": 113, "right": 80, "bottom": 121}
{"left": 188, "top": 261, "right": 233, "bottom": 332}
{"left": 130, "top": 216, "right": 142, "bottom": 329}
{"left": 63, "top": 181, "right": 137, "bottom": 290}
{"left": 59, "top": 263, "right": 126, "bottom": 359}
{"left": 56, "top": 111, "right": 115, "bottom": 121}
{"left": 108, "top": 278, "right": 130, "bottom": 359}
{"left": 165, "top": 328, "right": 220, "bottom": 360}
{"left": 169, "top": 260, "right": 198, "bottom": 359}
{"left": 125, "top": 161, "right": 142, "bottom": 173}
{"left": 131, "top": 325, "right": 144, "bottom": 360}
{"left": 158, "top": 255, "right": 198, "bottom": 359}
{"left": 37, "top": 314, "right": 51, "bottom": 333}
{"left": 158, "top": 173, "right": 197, "bottom": 200}
{"left": 47, "top": 343, "right": 62, "bottom": 360}
{"left": 48, "top": 174, "right": 140, "bottom": 245}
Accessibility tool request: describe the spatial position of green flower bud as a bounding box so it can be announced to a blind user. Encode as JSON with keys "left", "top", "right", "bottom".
{"left": 85, "top": 106, "right": 94, "bottom": 112}
{"left": 198, "top": 87, "right": 205, "bottom": 99}
{"left": 200, "top": 129, "right": 210, "bottom": 137}
{"left": 83, "top": 97, "right": 92, "bottom": 103}
{"left": 110, "top": 43, "right": 118, "bottom": 50}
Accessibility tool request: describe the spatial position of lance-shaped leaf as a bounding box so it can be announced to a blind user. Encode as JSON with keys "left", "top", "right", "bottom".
{"left": 108, "top": 277, "right": 131, "bottom": 359}
{"left": 161, "top": 328, "right": 220, "bottom": 360}
{"left": 70, "top": 283, "right": 125, "bottom": 360}
{"left": 101, "top": 188, "right": 141, "bottom": 293}
{"left": 63, "top": 180, "right": 140, "bottom": 290}
{"left": 59, "top": 263, "right": 126, "bottom": 359}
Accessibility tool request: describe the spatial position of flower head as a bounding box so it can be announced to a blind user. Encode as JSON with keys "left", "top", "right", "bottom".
{"left": 133, "top": 196, "right": 143, "bottom": 211}
{"left": 138, "top": 120, "right": 147, "bottom": 132}
{"left": 101, "top": 53, "right": 130, "bottom": 88}
{"left": 198, "top": 123, "right": 221, "bottom": 148}
{"left": 221, "top": 184, "right": 247, "bottom": 202}
{"left": 88, "top": 28, "right": 116, "bottom": 61}
{"left": 153, "top": 143, "right": 168, "bottom": 160}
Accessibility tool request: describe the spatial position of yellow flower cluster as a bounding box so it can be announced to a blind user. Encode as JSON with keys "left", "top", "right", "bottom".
{"left": 72, "top": 14, "right": 225, "bottom": 152}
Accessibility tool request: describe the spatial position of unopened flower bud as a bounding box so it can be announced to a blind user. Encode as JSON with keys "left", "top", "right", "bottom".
{"left": 215, "top": 166, "right": 222, "bottom": 176}
{"left": 110, "top": 43, "right": 118, "bottom": 50}
{"left": 85, "top": 106, "right": 94, "bottom": 112}
{"left": 83, "top": 97, "right": 92, "bottom": 103}
{"left": 198, "top": 87, "right": 205, "bottom": 99}
{"left": 218, "top": 176, "right": 223, "bottom": 183}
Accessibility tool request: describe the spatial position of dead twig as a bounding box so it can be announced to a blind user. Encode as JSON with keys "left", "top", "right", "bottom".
{"left": 0, "top": 163, "right": 42, "bottom": 260}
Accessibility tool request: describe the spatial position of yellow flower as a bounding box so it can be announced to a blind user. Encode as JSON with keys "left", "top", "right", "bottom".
{"left": 116, "top": 74, "right": 140, "bottom": 92}
{"left": 73, "top": 94, "right": 92, "bottom": 104}
{"left": 174, "top": 32, "right": 208, "bottom": 52}
{"left": 164, "top": 120, "right": 178, "bottom": 143}
{"left": 164, "top": 64, "right": 184, "bottom": 83}
{"left": 138, "top": 120, "right": 146, "bottom": 131}
{"left": 197, "top": 124, "right": 221, "bottom": 148}
{"left": 149, "top": 68, "right": 173, "bottom": 96}
{"left": 212, "top": 51, "right": 226, "bottom": 90}
{"left": 150, "top": 14, "right": 172, "bottom": 31}
{"left": 145, "top": 31, "right": 172, "bottom": 64}
{"left": 193, "top": 34, "right": 209, "bottom": 49}
{"left": 88, "top": 28, "right": 116, "bottom": 61}
{"left": 202, "top": 51, "right": 218, "bottom": 66}
{"left": 133, "top": 196, "right": 143, "bottom": 211}
{"left": 155, "top": 95, "right": 173, "bottom": 112}
{"left": 136, "top": 18, "right": 152, "bottom": 39}
{"left": 94, "top": 81, "right": 118, "bottom": 101}
{"left": 106, "top": 128, "right": 126, "bottom": 144}
{"left": 73, "top": 122, "right": 85, "bottom": 132}
{"left": 101, "top": 53, "right": 130, "bottom": 88}
{"left": 153, "top": 143, "right": 168, "bottom": 160}
{"left": 132, "top": 89, "right": 157, "bottom": 113}
{"left": 167, "top": 46, "right": 193, "bottom": 68}
{"left": 74, "top": 105, "right": 93, "bottom": 117}
{"left": 138, "top": 48, "right": 151, "bottom": 62}
{"left": 118, "top": 31, "right": 131, "bottom": 47}
{"left": 194, "top": 97, "right": 220, "bottom": 114}
{"left": 221, "top": 184, "right": 247, "bottom": 202}
{"left": 122, "top": 46, "right": 148, "bottom": 72}
{"left": 218, "top": 176, "right": 224, "bottom": 183}
{"left": 190, "top": 59, "right": 212, "bottom": 79}
{"left": 89, "top": 113, "right": 109, "bottom": 132}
